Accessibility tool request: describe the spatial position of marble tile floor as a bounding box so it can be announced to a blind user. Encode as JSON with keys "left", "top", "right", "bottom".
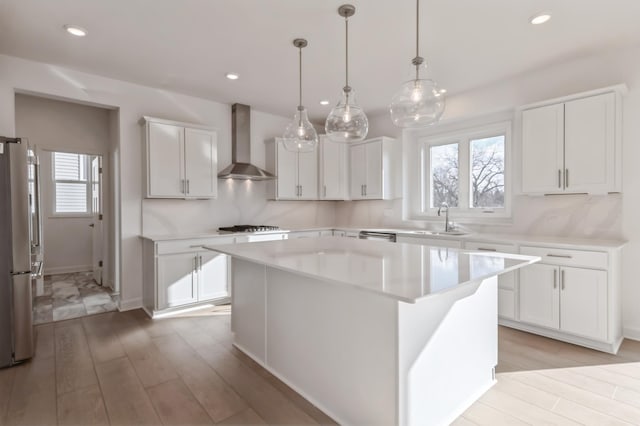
{"left": 32, "top": 271, "right": 118, "bottom": 324}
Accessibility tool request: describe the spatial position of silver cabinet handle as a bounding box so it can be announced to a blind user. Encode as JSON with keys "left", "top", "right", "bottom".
{"left": 565, "top": 169, "right": 569, "bottom": 188}
{"left": 299, "top": 185, "right": 302, "bottom": 197}
{"left": 199, "top": 255, "right": 203, "bottom": 271}
{"left": 547, "top": 254, "right": 572, "bottom": 259}
{"left": 186, "top": 179, "right": 190, "bottom": 194}
{"left": 364, "top": 184, "right": 367, "bottom": 196}
{"left": 561, "top": 269, "right": 565, "bottom": 290}
{"left": 324, "top": 185, "right": 327, "bottom": 197}
{"left": 181, "top": 179, "right": 185, "bottom": 194}
{"left": 558, "top": 170, "right": 562, "bottom": 189}
{"left": 477, "top": 248, "right": 497, "bottom": 252}
{"left": 553, "top": 269, "right": 557, "bottom": 289}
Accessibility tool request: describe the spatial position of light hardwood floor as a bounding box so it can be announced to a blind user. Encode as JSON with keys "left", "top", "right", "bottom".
{"left": 1, "top": 306, "right": 640, "bottom": 425}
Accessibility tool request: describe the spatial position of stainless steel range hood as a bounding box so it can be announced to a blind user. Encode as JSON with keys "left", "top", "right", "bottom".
{"left": 218, "top": 103, "right": 275, "bottom": 180}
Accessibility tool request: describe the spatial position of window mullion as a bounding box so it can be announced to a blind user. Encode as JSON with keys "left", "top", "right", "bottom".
{"left": 458, "top": 139, "right": 471, "bottom": 211}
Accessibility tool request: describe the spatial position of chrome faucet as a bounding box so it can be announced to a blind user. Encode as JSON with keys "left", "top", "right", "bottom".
{"left": 437, "top": 202, "right": 451, "bottom": 232}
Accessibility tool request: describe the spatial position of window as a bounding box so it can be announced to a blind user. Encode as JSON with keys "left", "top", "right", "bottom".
{"left": 421, "top": 122, "right": 511, "bottom": 219}
{"left": 52, "top": 151, "right": 100, "bottom": 215}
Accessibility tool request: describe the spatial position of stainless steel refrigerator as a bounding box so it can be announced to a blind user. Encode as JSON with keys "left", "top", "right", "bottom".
{"left": 0, "top": 137, "right": 36, "bottom": 368}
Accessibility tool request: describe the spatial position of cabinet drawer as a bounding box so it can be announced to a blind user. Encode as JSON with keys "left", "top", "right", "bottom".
{"left": 520, "top": 246, "right": 608, "bottom": 269}
{"left": 157, "top": 236, "right": 236, "bottom": 255}
{"left": 465, "top": 241, "right": 517, "bottom": 254}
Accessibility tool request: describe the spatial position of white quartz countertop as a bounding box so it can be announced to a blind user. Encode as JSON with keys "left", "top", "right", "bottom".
{"left": 140, "top": 226, "right": 625, "bottom": 250}
{"left": 205, "top": 237, "right": 539, "bottom": 303}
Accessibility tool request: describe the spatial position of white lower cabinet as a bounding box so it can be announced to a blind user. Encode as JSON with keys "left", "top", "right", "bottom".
{"left": 156, "top": 250, "right": 230, "bottom": 310}
{"left": 198, "top": 251, "right": 230, "bottom": 301}
{"left": 514, "top": 245, "right": 618, "bottom": 352}
{"left": 519, "top": 263, "right": 607, "bottom": 341}
{"left": 143, "top": 237, "right": 234, "bottom": 316}
{"left": 157, "top": 252, "right": 198, "bottom": 309}
{"left": 465, "top": 241, "right": 518, "bottom": 320}
{"left": 519, "top": 263, "right": 560, "bottom": 329}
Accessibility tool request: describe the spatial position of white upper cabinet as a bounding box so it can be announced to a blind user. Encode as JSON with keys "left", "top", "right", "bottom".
{"left": 349, "top": 137, "right": 400, "bottom": 200}
{"left": 143, "top": 117, "right": 217, "bottom": 199}
{"left": 521, "top": 87, "right": 623, "bottom": 195}
{"left": 564, "top": 94, "right": 616, "bottom": 193}
{"left": 521, "top": 104, "right": 564, "bottom": 194}
{"left": 184, "top": 128, "right": 217, "bottom": 198}
{"left": 266, "top": 138, "right": 318, "bottom": 200}
{"left": 319, "top": 136, "right": 348, "bottom": 200}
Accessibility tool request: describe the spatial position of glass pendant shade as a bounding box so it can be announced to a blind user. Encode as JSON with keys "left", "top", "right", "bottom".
{"left": 390, "top": 76, "right": 445, "bottom": 127}
{"left": 390, "top": 0, "right": 446, "bottom": 128}
{"left": 283, "top": 38, "right": 318, "bottom": 153}
{"left": 325, "top": 4, "right": 368, "bottom": 143}
{"left": 283, "top": 107, "right": 318, "bottom": 153}
{"left": 325, "top": 88, "right": 369, "bottom": 143}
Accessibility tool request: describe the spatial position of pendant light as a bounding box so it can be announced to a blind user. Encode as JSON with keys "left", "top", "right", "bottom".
{"left": 389, "top": 0, "right": 445, "bottom": 128}
{"left": 283, "top": 38, "right": 318, "bottom": 153}
{"left": 325, "top": 4, "right": 368, "bottom": 143}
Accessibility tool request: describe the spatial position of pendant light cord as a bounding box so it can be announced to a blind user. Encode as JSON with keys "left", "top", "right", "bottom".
{"left": 298, "top": 46, "right": 303, "bottom": 108}
{"left": 345, "top": 15, "right": 349, "bottom": 89}
{"left": 415, "top": 0, "right": 420, "bottom": 80}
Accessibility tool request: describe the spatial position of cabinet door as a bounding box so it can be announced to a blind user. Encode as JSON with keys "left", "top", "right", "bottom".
{"left": 157, "top": 253, "right": 197, "bottom": 309}
{"left": 184, "top": 128, "right": 217, "bottom": 198}
{"left": 276, "top": 142, "right": 298, "bottom": 199}
{"left": 564, "top": 93, "right": 615, "bottom": 194}
{"left": 147, "top": 122, "right": 184, "bottom": 197}
{"left": 320, "top": 138, "right": 346, "bottom": 200}
{"left": 198, "top": 251, "right": 229, "bottom": 301}
{"left": 297, "top": 149, "right": 318, "bottom": 200}
{"left": 560, "top": 267, "right": 607, "bottom": 340}
{"left": 519, "top": 263, "right": 560, "bottom": 329}
{"left": 521, "top": 104, "right": 564, "bottom": 194}
{"left": 349, "top": 144, "right": 367, "bottom": 199}
{"left": 364, "top": 140, "right": 383, "bottom": 198}
{"left": 465, "top": 241, "right": 517, "bottom": 319}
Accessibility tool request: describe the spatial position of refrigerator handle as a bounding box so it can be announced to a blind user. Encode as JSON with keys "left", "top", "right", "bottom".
{"left": 32, "top": 161, "right": 42, "bottom": 249}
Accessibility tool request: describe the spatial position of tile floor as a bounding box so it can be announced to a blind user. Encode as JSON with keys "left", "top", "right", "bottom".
{"left": 32, "top": 271, "right": 118, "bottom": 324}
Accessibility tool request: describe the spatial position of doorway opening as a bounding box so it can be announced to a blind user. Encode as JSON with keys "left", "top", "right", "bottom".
{"left": 15, "top": 93, "right": 118, "bottom": 324}
{"left": 34, "top": 151, "right": 116, "bottom": 323}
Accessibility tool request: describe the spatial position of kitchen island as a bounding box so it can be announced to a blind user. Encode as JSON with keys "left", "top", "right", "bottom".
{"left": 205, "top": 237, "right": 538, "bottom": 426}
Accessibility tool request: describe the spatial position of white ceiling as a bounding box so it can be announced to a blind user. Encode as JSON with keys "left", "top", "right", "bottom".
{"left": 1, "top": 0, "right": 639, "bottom": 122}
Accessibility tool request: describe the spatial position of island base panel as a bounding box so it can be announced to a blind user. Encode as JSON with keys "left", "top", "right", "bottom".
{"left": 231, "top": 259, "right": 499, "bottom": 426}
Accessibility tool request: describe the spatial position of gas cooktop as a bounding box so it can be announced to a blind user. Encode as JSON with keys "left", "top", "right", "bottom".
{"left": 218, "top": 225, "right": 282, "bottom": 233}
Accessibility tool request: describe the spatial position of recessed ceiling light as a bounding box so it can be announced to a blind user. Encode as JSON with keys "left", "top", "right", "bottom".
{"left": 64, "top": 24, "right": 87, "bottom": 37}
{"left": 320, "top": 100, "right": 330, "bottom": 106}
{"left": 530, "top": 13, "right": 551, "bottom": 25}
{"left": 439, "top": 89, "right": 447, "bottom": 94}
{"left": 225, "top": 73, "right": 239, "bottom": 80}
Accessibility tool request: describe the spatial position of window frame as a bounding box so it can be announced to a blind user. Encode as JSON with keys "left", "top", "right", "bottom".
{"left": 420, "top": 121, "right": 512, "bottom": 220}
{"left": 51, "top": 150, "right": 94, "bottom": 217}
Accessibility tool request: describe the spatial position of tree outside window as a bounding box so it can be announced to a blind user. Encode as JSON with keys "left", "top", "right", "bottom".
{"left": 470, "top": 136, "right": 505, "bottom": 208}
{"left": 423, "top": 123, "right": 510, "bottom": 218}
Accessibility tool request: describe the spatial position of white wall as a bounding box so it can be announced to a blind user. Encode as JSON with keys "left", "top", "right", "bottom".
{"left": 14, "top": 94, "right": 112, "bottom": 277}
{"left": 0, "top": 54, "right": 334, "bottom": 310}
{"left": 336, "top": 45, "right": 640, "bottom": 337}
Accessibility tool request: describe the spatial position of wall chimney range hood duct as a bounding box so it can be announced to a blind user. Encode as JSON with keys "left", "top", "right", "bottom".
{"left": 218, "top": 103, "right": 276, "bottom": 180}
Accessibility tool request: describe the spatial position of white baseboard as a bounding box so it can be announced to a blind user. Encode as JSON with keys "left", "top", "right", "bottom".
{"left": 118, "top": 297, "right": 142, "bottom": 312}
{"left": 44, "top": 265, "right": 92, "bottom": 275}
{"left": 623, "top": 326, "right": 640, "bottom": 342}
